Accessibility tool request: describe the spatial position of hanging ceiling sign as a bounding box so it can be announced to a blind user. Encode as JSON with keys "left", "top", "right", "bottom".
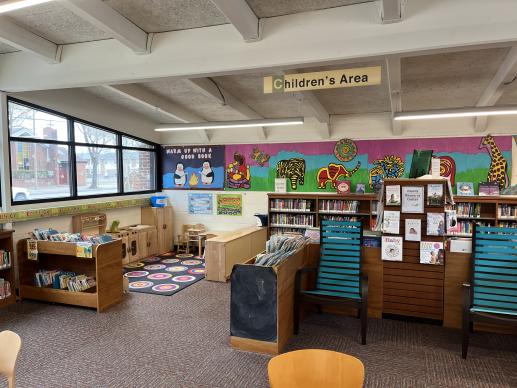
{"left": 263, "top": 66, "right": 381, "bottom": 93}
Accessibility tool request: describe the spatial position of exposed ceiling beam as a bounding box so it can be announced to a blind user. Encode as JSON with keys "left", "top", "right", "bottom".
{"left": 210, "top": 0, "right": 260, "bottom": 42}
{"left": 0, "top": 16, "right": 61, "bottom": 63}
{"left": 2, "top": 0, "right": 517, "bottom": 91}
{"left": 187, "top": 77, "right": 266, "bottom": 140}
{"left": 103, "top": 84, "right": 209, "bottom": 141}
{"left": 61, "top": 0, "right": 150, "bottom": 54}
{"left": 474, "top": 46, "right": 517, "bottom": 132}
{"left": 380, "top": 0, "right": 404, "bottom": 24}
{"left": 385, "top": 56, "right": 403, "bottom": 135}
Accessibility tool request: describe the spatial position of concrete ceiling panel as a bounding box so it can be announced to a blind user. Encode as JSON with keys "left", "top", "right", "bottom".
{"left": 7, "top": 2, "right": 110, "bottom": 44}
{"left": 105, "top": 0, "right": 228, "bottom": 33}
{"left": 246, "top": 0, "right": 374, "bottom": 18}
{"left": 0, "top": 41, "right": 18, "bottom": 54}
{"left": 402, "top": 48, "right": 510, "bottom": 111}
{"left": 496, "top": 74, "right": 517, "bottom": 105}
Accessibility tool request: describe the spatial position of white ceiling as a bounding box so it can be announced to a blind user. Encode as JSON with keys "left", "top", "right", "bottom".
{"left": 245, "top": 0, "right": 373, "bottom": 18}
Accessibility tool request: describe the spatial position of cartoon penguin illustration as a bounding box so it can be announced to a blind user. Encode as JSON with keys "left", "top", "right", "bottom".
{"left": 200, "top": 161, "right": 214, "bottom": 185}
{"left": 174, "top": 163, "right": 186, "bottom": 186}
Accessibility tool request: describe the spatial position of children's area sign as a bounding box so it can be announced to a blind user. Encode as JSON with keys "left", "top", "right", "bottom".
{"left": 162, "top": 145, "right": 225, "bottom": 189}
{"left": 263, "top": 66, "right": 382, "bottom": 93}
{"left": 161, "top": 135, "right": 512, "bottom": 195}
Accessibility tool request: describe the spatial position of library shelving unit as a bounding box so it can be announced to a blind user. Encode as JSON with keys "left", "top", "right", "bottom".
{"left": 267, "top": 193, "right": 378, "bottom": 236}
{"left": 17, "top": 239, "right": 123, "bottom": 312}
{"left": 0, "top": 230, "right": 15, "bottom": 309}
{"left": 450, "top": 195, "right": 517, "bottom": 236}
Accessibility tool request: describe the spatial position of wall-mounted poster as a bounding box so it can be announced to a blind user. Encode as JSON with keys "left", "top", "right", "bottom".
{"left": 401, "top": 186, "right": 424, "bottom": 213}
{"left": 217, "top": 194, "right": 242, "bottom": 216}
{"left": 162, "top": 145, "right": 225, "bottom": 189}
{"left": 188, "top": 193, "right": 213, "bottom": 215}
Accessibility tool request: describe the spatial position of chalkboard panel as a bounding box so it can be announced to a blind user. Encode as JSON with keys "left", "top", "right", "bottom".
{"left": 230, "top": 265, "right": 277, "bottom": 342}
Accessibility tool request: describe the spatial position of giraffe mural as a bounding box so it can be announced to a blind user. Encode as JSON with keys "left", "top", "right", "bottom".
{"left": 479, "top": 134, "right": 509, "bottom": 189}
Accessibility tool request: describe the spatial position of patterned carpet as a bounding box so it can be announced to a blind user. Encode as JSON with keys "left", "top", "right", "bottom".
{"left": 1, "top": 279, "right": 516, "bottom": 388}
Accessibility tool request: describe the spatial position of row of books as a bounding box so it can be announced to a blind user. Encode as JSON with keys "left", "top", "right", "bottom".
{"left": 31, "top": 228, "right": 113, "bottom": 244}
{"left": 34, "top": 269, "right": 96, "bottom": 292}
{"left": 270, "top": 214, "right": 315, "bottom": 226}
{"left": 270, "top": 228, "right": 305, "bottom": 236}
{"left": 270, "top": 199, "right": 314, "bottom": 211}
{"left": 498, "top": 221, "right": 517, "bottom": 228}
{"left": 498, "top": 204, "right": 517, "bottom": 218}
{"left": 448, "top": 221, "right": 492, "bottom": 236}
{"left": 320, "top": 215, "right": 359, "bottom": 222}
{"left": 455, "top": 203, "right": 481, "bottom": 218}
{"left": 0, "top": 250, "right": 11, "bottom": 269}
{"left": 319, "top": 200, "right": 359, "bottom": 213}
{"left": 0, "top": 278, "right": 11, "bottom": 299}
{"left": 381, "top": 237, "right": 445, "bottom": 265}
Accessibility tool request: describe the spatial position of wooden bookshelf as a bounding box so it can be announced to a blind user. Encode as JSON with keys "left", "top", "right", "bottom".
{"left": 0, "top": 230, "right": 15, "bottom": 309}
{"left": 17, "top": 239, "right": 123, "bottom": 312}
{"left": 267, "top": 193, "right": 378, "bottom": 236}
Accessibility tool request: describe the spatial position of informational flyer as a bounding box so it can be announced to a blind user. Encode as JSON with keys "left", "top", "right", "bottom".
{"left": 188, "top": 193, "right": 213, "bottom": 215}
{"left": 382, "top": 236, "right": 403, "bottom": 261}
{"left": 405, "top": 219, "right": 422, "bottom": 241}
{"left": 382, "top": 210, "right": 400, "bottom": 234}
{"left": 401, "top": 186, "right": 424, "bottom": 213}
{"left": 216, "top": 194, "right": 242, "bottom": 216}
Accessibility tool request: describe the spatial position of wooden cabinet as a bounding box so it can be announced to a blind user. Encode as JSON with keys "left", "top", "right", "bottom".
{"left": 107, "top": 230, "right": 130, "bottom": 265}
{"left": 127, "top": 229, "right": 140, "bottom": 262}
{"left": 141, "top": 207, "right": 173, "bottom": 254}
{"left": 133, "top": 225, "right": 158, "bottom": 259}
{"left": 0, "top": 230, "right": 15, "bottom": 310}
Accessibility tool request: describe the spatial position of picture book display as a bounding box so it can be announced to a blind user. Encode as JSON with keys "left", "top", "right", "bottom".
{"left": 0, "top": 278, "right": 11, "bottom": 300}
{"left": 427, "top": 184, "right": 444, "bottom": 206}
{"left": 382, "top": 236, "right": 403, "bottom": 261}
{"left": 405, "top": 219, "right": 422, "bottom": 241}
{"left": 0, "top": 250, "right": 11, "bottom": 269}
{"left": 401, "top": 186, "right": 424, "bottom": 213}
{"left": 386, "top": 185, "right": 401, "bottom": 206}
{"left": 427, "top": 213, "right": 445, "bottom": 236}
{"left": 445, "top": 210, "right": 459, "bottom": 234}
{"left": 478, "top": 182, "right": 500, "bottom": 196}
{"left": 274, "top": 178, "right": 287, "bottom": 193}
{"left": 382, "top": 210, "right": 400, "bottom": 234}
{"left": 420, "top": 241, "right": 444, "bottom": 265}
{"left": 336, "top": 180, "right": 351, "bottom": 194}
{"left": 356, "top": 183, "right": 366, "bottom": 194}
{"left": 456, "top": 182, "right": 474, "bottom": 196}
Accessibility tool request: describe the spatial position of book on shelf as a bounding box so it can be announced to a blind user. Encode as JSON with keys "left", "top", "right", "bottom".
{"left": 67, "top": 275, "right": 96, "bottom": 292}
{"left": 382, "top": 211, "right": 400, "bottom": 234}
{"left": 356, "top": 184, "right": 366, "bottom": 194}
{"left": 456, "top": 182, "right": 474, "bottom": 196}
{"left": 445, "top": 210, "right": 459, "bottom": 234}
{"left": 420, "top": 241, "right": 444, "bottom": 265}
{"left": 427, "top": 184, "right": 444, "bottom": 206}
{"left": 0, "top": 278, "right": 11, "bottom": 300}
{"left": 498, "top": 221, "right": 517, "bottom": 228}
{"left": 427, "top": 213, "right": 445, "bottom": 236}
{"left": 34, "top": 269, "right": 95, "bottom": 292}
{"left": 321, "top": 215, "right": 359, "bottom": 222}
{"left": 382, "top": 236, "right": 403, "bottom": 261}
{"left": 274, "top": 178, "right": 288, "bottom": 193}
{"left": 304, "top": 227, "right": 320, "bottom": 243}
{"left": 456, "top": 202, "right": 481, "bottom": 218}
{"left": 405, "top": 219, "right": 422, "bottom": 241}
{"left": 479, "top": 182, "right": 499, "bottom": 196}
{"left": 386, "top": 185, "right": 401, "bottom": 206}
{"left": 270, "top": 198, "right": 313, "bottom": 211}
{"left": 270, "top": 213, "right": 314, "bottom": 226}
{"left": 0, "top": 250, "right": 11, "bottom": 269}
{"left": 336, "top": 180, "right": 351, "bottom": 194}
{"left": 319, "top": 200, "right": 359, "bottom": 213}
{"left": 498, "top": 204, "right": 517, "bottom": 218}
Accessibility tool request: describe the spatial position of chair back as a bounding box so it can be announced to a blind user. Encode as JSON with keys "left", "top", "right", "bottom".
{"left": 317, "top": 220, "right": 363, "bottom": 299}
{"left": 472, "top": 225, "right": 517, "bottom": 315}
{"left": 268, "top": 349, "right": 364, "bottom": 388}
{"left": 0, "top": 331, "right": 21, "bottom": 380}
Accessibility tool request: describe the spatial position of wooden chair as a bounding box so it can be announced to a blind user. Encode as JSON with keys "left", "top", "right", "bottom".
{"left": 268, "top": 349, "right": 364, "bottom": 388}
{"left": 294, "top": 220, "right": 368, "bottom": 344}
{"left": 176, "top": 224, "right": 193, "bottom": 254}
{"left": 0, "top": 330, "right": 21, "bottom": 388}
{"left": 462, "top": 224, "right": 517, "bottom": 359}
{"left": 187, "top": 224, "right": 206, "bottom": 256}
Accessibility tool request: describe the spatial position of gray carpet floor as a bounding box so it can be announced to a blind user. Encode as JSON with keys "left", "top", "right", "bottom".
{"left": 1, "top": 279, "right": 516, "bottom": 388}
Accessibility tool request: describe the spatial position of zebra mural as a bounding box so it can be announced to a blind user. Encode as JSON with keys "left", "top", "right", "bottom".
{"left": 276, "top": 158, "right": 306, "bottom": 190}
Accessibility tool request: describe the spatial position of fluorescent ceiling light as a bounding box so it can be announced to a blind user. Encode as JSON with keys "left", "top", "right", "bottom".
{"left": 394, "top": 106, "right": 517, "bottom": 121}
{"left": 0, "top": 0, "right": 53, "bottom": 14}
{"left": 155, "top": 117, "right": 304, "bottom": 132}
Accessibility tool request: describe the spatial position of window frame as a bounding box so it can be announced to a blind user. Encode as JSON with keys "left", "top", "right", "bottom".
{"left": 7, "top": 97, "right": 160, "bottom": 205}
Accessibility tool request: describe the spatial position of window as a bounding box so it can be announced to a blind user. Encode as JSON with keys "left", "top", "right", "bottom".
{"left": 8, "top": 98, "right": 158, "bottom": 204}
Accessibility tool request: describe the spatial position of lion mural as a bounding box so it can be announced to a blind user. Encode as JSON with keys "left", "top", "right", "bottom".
{"left": 368, "top": 155, "right": 405, "bottom": 188}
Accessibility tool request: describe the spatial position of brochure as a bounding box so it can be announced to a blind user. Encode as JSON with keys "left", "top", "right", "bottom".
{"left": 420, "top": 241, "right": 444, "bottom": 265}
{"left": 405, "top": 219, "right": 422, "bottom": 241}
{"left": 478, "top": 182, "right": 500, "bottom": 196}
{"left": 386, "top": 185, "right": 401, "bottom": 206}
{"left": 401, "top": 186, "right": 424, "bottom": 213}
{"left": 382, "top": 236, "right": 403, "bottom": 261}
{"left": 427, "top": 184, "right": 444, "bottom": 206}
{"left": 427, "top": 213, "right": 445, "bottom": 236}
{"left": 456, "top": 182, "right": 474, "bottom": 196}
{"left": 382, "top": 210, "right": 400, "bottom": 234}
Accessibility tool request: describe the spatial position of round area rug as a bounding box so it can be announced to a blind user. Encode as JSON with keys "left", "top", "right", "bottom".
{"left": 181, "top": 259, "right": 202, "bottom": 266}
{"left": 124, "top": 262, "right": 144, "bottom": 269}
{"left": 147, "top": 273, "right": 173, "bottom": 280}
{"left": 176, "top": 253, "right": 194, "bottom": 259}
{"left": 125, "top": 271, "right": 149, "bottom": 278}
{"left": 129, "top": 281, "right": 154, "bottom": 289}
{"left": 143, "top": 257, "right": 161, "bottom": 263}
{"left": 144, "top": 264, "right": 166, "bottom": 270}
{"left": 152, "top": 284, "right": 180, "bottom": 292}
{"left": 161, "top": 258, "right": 180, "bottom": 264}
{"left": 166, "top": 266, "right": 189, "bottom": 272}
{"left": 172, "top": 275, "right": 196, "bottom": 283}
{"left": 188, "top": 268, "right": 205, "bottom": 275}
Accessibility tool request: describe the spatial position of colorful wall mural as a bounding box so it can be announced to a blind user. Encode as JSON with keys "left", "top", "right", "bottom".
{"left": 162, "top": 135, "right": 512, "bottom": 194}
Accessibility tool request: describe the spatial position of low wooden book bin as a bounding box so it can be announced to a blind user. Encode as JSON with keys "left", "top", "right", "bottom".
{"left": 462, "top": 225, "right": 517, "bottom": 358}
{"left": 294, "top": 220, "right": 368, "bottom": 344}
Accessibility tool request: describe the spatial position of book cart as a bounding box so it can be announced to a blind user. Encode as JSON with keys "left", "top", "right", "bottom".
{"left": 17, "top": 239, "right": 123, "bottom": 312}
{"left": 0, "top": 230, "right": 15, "bottom": 309}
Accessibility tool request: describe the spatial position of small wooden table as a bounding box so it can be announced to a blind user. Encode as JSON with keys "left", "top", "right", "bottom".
{"left": 190, "top": 230, "right": 224, "bottom": 257}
